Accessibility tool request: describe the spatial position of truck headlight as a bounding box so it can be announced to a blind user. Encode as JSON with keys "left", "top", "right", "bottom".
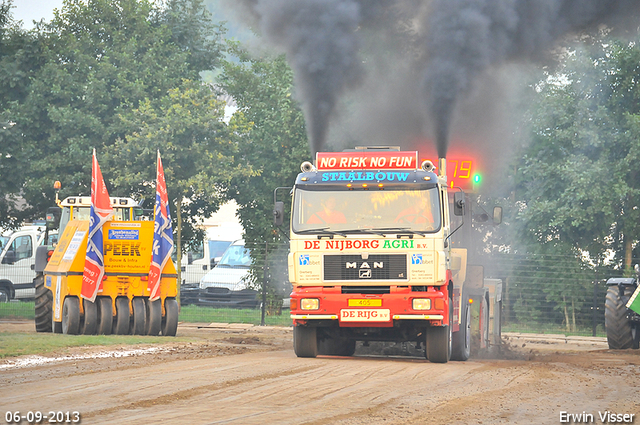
{"left": 300, "top": 298, "right": 320, "bottom": 310}
{"left": 412, "top": 298, "right": 431, "bottom": 310}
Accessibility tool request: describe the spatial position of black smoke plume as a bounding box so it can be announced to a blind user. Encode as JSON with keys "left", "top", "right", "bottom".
{"left": 232, "top": 0, "right": 640, "bottom": 156}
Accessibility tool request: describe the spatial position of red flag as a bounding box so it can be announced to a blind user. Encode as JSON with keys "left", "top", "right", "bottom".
{"left": 148, "top": 151, "right": 174, "bottom": 301}
{"left": 81, "top": 150, "right": 113, "bottom": 302}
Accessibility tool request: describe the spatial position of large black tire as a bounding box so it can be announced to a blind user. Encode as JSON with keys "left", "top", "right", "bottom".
{"left": 114, "top": 297, "right": 130, "bottom": 335}
{"left": 293, "top": 326, "right": 318, "bottom": 358}
{"left": 318, "top": 336, "right": 356, "bottom": 357}
{"left": 82, "top": 299, "right": 98, "bottom": 335}
{"left": 34, "top": 275, "right": 53, "bottom": 333}
{"left": 131, "top": 297, "right": 146, "bottom": 335}
{"left": 605, "top": 285, "right": 637, "bottom": 349}
{"left": 161, "top": 298, "right": 179, "bottom": 336}
{"left": 62, "top": 297, "right": 80, "bottom": 335}
{"left": 451, "top": 296, "right": 471, "bottom": 361}
{"left": 97, "top": 297, "right": 113, "bottom": 335}
{"left": 425, "top": 325, "right": 451, "bottom": 363}
{"left": 146, "top": 299, "right": 162, "bottom": 336}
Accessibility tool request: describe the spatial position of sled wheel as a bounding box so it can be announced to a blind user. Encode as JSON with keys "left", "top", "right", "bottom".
{"left": 161, "top": 298, "right": 179, "bottom": 336}
{"left": 293, "top": 325, "right": 317, "bottom": 358}
{"left": 62, "top": 297, "right": 80, "bottom": 335}
{"left": 82, "top": 299, "right": 98, "bottom": 335}
{"left": 146, "top": 299, "right": 162, "bottom": 336}
{"left": 131, "top": 297, "right": 146, "bottom": 335}
{"left": 97, "top": 297, "right": 113, "bottom": 335}
{"left": 114, "top": 297, "right": 130, "bottom": 335}
{"left": 34, "top": 274, "right": 53, "bottom": 333}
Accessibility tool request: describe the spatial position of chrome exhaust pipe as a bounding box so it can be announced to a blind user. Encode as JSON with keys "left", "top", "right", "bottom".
{"left": 438, "top": 157, "right": 446, "bottom": 178}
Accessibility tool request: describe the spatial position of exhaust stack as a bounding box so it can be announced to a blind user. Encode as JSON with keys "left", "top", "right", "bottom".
{"left": 438, "top": 158, "right": 446, "bottom": 179}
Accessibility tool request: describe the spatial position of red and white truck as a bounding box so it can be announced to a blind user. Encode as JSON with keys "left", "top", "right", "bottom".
{"left": 274, "top": 147, "right": 503, "bottom": 362}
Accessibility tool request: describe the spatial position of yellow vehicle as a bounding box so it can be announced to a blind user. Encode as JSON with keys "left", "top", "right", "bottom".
{"left": 34, "top": 196, "right": 179, "bottom": 336}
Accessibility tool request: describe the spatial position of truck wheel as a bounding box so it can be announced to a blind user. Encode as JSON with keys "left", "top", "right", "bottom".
{"left": 161, "top": 298, "right": 179, "bottom": 336}
{"left": 605, "top": 285, "right": 636, "bottom": 349}
{"left": 34, "top": 275, "right": 53, "bottom": 333}
{"left": 62, "top": 297, "right": 80, "bottom": 335}
{"left": 0, "top": 285, "right": 10, "bottom": 303}
{"left": 451, "top": 297, "right": 471, "bottom": 361}
{"left": 114, "top": 297, "right": 130, "bottom": 335}
{"left": 146, "top": 299, "right": 162, "bottom": 336}
{"left": 82, "top": 299, "right": 98, "bottom": 335}
{"left": 131, "top": 297, "right": 146, "bottom": 335}
{"left": 97, "top": 297, "right": 113, "bottom": 335}
{"left": 293, "top": 326, "right": 317, "bottom": 358}
{"left": 426, "top": 325, "right": 451, "bottom": 363}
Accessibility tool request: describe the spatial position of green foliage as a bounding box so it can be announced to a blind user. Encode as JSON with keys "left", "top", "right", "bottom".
{"left": 512, "top": 31, "right": 640, "bottom": 267}
{"left": 219, "top": 43, "right": 310, "bottom": 247}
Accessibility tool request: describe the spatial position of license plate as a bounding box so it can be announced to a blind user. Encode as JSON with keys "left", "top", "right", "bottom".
{"left": 340, "top": 309, "right": 391, "bottom": 322}
{"left": 348, "top": 299, "right": 382, "bottom": 307}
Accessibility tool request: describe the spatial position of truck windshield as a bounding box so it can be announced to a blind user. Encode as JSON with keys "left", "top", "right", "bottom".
{"left": 292, "top": 187, "right": 441, "bottom": 234}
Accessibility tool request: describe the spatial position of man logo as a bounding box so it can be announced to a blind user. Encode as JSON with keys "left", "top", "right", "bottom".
{"left": 411, "top": 254, "right": 423, "bottom": 265}
{"left": 359, "top": 269, "right": 372, "bottom": 278}
{"left": 299, "top": 254, "right": 310, "bottom": 266}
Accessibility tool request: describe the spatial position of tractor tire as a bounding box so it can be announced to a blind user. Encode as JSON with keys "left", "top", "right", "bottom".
{"left": 114, "top": 297, "right": 130, "bottom": 335}
{"left": 34, "top": 274, "right": 53, "bottom": 333}
{"left": 451, "top": 296, "right": 471, "bottom": 361}
{"left": 145, "top": 299, "right": 162, "bottom": 336}
{"left": 97, "top": 297, "right": 113, "bottom": 335}
{"left": 131, "top": 297, "right": 146, "bottom": 335}
{"left": 62, "top": 297, "right": 80, "bottom": 335}
{"left": 605, "top": 285, "right": 637, "bottom": 349}
{"left": 82, "top": 299, "right": 98, "bottom": 335}
{"left": 161, "top": 298, "right": 179, "bottom": 336}
{"left": 293, "top": 325, "right": 318, "bottom": 358}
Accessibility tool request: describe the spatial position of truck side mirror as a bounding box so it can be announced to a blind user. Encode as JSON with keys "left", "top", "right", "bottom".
{"left": 46, "top": 207, "right": 61, "bottom": 230}
{"left": 274, "top": 201, "right": 284, "bottom": 226}
{"left": 493, "top": 206, "right": 503, "bottom": 225}
{"left": 453, "top": 192, "right": 465, "bottom": 216}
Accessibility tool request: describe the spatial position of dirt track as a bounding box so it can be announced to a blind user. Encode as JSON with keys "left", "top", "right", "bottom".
{"left": 1, "top": 321, "right": 639, "bottom": 425}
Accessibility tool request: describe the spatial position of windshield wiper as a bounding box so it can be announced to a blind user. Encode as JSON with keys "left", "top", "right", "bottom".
{"left": 373, "top": 227, "right": 429, "bottom": 237}
{"left": 296, "top": 227, "right": 348, "bottom": 237}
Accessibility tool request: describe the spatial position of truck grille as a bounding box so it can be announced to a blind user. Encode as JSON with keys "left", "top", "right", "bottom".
{"left": 323, "top": 254, "right": 407, "bottom": 281}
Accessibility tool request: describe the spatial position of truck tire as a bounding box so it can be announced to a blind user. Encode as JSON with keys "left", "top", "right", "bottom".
{"left": 451, "top": 297, "right": 471, "bottom": 361}
{"left": 34, "top": 275, "right": 53, "bottom": 333}
{"left": 426, "top": 325, "right": 451, "bottom": 363}
{"left": 161, "top": 298, "right": 179, "bottom": 336}
{"left": 82, "top": 299, "right": 98, "bottom": 335}
{"left": 605, "top": 285, "right": 637, "bottom": 349}
{"left": 145, "top": 299, "right": 162, "bottom": 336}
{"left": 97, "top": 297, "right": 113, "bottom": 335}
{"left": 131, "top": 297, "right": 146, "bottom": 335}
{"left": 293, "top": 325, "right": 318, "bottom": 358}
{"left": 0, "top": 284, "right": 10, "bottom": 303}
{"left": 62, "top": 297, "right": 80, "bottom": 335}
{"left": 114, "top": 297, "right": 130, "bottom": 335}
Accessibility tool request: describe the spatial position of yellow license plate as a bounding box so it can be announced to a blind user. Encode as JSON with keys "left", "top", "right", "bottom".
{"left": 348, "top": 299, "right": 382, "bottom": 307}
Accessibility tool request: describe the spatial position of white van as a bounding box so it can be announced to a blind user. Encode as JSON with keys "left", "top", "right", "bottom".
{"left": 0, "top": 225, "right": 52, "bottom": 301}
{"left": 198, "top": 240, "right": 259, "bottom": 308}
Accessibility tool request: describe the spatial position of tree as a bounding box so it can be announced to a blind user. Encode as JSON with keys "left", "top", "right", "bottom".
{"left": 1, "top": 0, "right": 225, "bottom": 226}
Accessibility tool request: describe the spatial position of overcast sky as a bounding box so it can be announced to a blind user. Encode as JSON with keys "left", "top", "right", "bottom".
{"left": 11, "top": 0, "right": 63, "bottom": 28}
